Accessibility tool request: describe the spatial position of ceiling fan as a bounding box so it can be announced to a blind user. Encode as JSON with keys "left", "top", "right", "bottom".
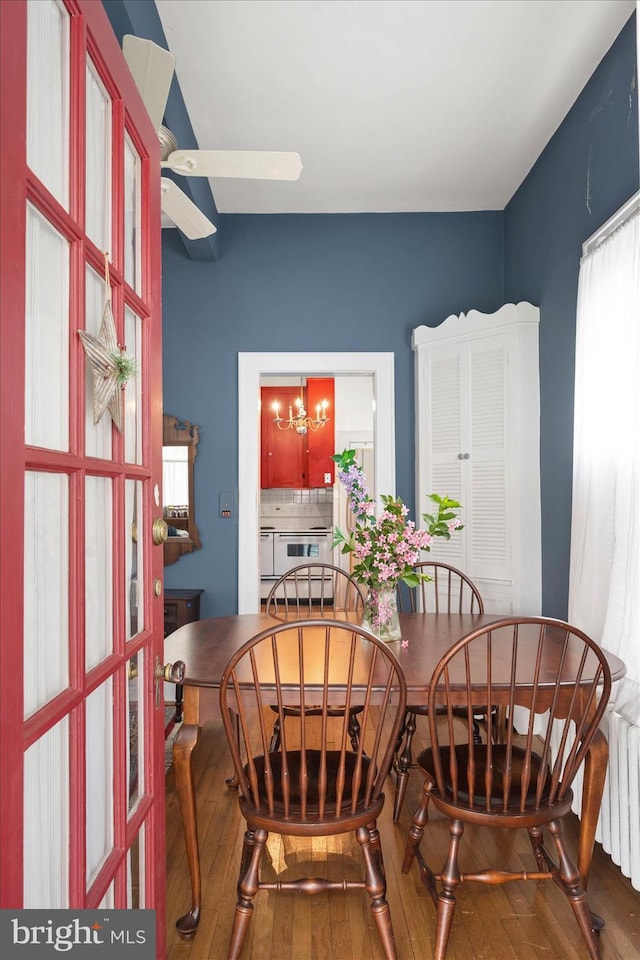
{"left": 122, "top": 35, "right": 303, "bottom": 240}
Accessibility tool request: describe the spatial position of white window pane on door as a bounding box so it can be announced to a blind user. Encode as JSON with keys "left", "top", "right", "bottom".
{"left": 84, "top": 265, "right": 113, "bottom": 459}
{"left": 24, "top": 472, "right": 69, "bottom": 718}
{"left": 127, "top": 824, "right": 145, "bottom": 907}
{"left": 125, "top": 480, "right": 144, "bottom": 640}
{"left": 124, "top": 307, "right": 142, "bottom": 464}
{"left": 85, "top": 475, "right": 113, "bottom": 670}
{"left": 25, "top": 205, "right": 69, "bottom": 451}
{"left": 86, "top": 680, "right": 114, "bottom": 887}
{"left": 124, "top": 135, "right": 141, "bottom": 294}
{"left": 85, "top": 59, "right": 111, "bottom": 251}
{"left": 27, "top": 0, "right": 69, "bottom": 207}
{"left": 127, "top": 651, "right": 144, "bottom": 810}
{"left": 99, "top": 885, "right": 115, "bottom": 909}
{"left": 24, "top": 717, "right": 69, "bottom": 907}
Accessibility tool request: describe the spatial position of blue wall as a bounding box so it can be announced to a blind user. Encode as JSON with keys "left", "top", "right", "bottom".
{"left": 504, "top": 13, "right": 638, "bottom": 617}
{"left": 103, "top": 1, "right": 638, "bottom": 620}
{"left": 162, "top": 213, "right": 504, "bottom": 615}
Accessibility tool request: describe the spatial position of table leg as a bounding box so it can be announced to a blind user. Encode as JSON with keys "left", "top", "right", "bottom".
{"left": 174, "top": 682, "right": 184, "bottom": 724}
{"left": 173, "top": 722, "right": 201, "bottom": 939}
{"left": 579, "top": 728, "right": 608, "bottom": 932}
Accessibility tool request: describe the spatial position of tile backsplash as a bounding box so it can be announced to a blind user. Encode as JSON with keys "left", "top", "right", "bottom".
{"left": 261, "top": 488, "right": 334, "bottom": 504}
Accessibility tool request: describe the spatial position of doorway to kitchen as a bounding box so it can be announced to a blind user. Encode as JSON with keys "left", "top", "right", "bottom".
{"left": 259, "top": 373, "right": 375, "bottom": 602}
{"left": 238, "top": 353, "right": 395, "bottom": 613}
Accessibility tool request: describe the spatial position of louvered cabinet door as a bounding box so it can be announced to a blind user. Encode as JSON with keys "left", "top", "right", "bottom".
{"left": 467, "top": 335, "right": 509, "bottom": 585}
{"left": 421, "top": 342, "right": 466, "bottom": 570}
{"left": 413, "top": 303, "right": 542, "bottom": 616}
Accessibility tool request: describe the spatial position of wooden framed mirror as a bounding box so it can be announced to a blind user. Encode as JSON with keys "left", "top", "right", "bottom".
{"left": 163, "top": 414, "right": 201, "bottom": 566}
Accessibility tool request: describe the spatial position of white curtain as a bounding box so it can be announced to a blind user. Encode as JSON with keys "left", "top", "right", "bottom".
{"left": 568, "top": 207, "right": 640, "bottom": 726}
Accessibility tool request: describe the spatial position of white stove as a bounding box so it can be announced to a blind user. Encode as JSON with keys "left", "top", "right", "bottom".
{"left": 260, "top": 503, "right": 334, "bottom": 599}
{"left": 259, "top": 502, "right": 332, "bottom": 532}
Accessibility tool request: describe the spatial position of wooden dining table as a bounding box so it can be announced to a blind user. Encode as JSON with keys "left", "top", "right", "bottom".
{"left": 164, "top": 611, "right": 625, "bottom": 940}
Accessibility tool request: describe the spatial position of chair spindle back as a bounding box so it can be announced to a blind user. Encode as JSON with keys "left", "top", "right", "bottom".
{"left": 220, "top": 619, "right": 406, "bottom": 822}
{"left": 265, "top": 563, "right": 365, "bottom": 618}
{"left": 428, "top": 617, "right": 612, "bottom": 814}
{"left": 396, "top": 561, "right": 484, "bottom": 614}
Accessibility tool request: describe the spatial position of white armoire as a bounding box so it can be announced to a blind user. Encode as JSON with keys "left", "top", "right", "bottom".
{"left": 412, "top": 302, "right": 541, "bottom": 614}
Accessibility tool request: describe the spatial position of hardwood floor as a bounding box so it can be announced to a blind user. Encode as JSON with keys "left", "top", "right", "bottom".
{"left": 165, "top": 719, "right": 640, "bottom": 960}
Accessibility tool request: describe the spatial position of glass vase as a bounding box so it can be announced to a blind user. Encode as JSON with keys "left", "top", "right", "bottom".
{"left": 362, "top": 585, "right": 401, "bottom": 642}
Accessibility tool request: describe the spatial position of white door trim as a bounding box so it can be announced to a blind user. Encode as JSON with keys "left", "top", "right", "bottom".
{"left": 238, "top": 352, "right": 395, "bottom": 613}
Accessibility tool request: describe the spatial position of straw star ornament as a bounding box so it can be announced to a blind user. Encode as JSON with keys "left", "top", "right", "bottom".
{"left": 78, "top": 255, "right": 136, "bottom": 434}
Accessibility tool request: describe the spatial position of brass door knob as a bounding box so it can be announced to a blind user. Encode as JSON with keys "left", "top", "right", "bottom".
{"left": 156, "top": 659, "right": 185, "bottom": 683}
{"left": 155, "top": 657, "right": 185, "bottom": 707}
{"left": 152, "top": 517, "right": 168, "bottom": 545}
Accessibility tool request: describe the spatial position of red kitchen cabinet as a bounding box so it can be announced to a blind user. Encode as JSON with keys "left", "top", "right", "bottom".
{"left": 306, "top": 377, "right": 335, "bottom": 488}
{"left": 260, "top": 379, "right": 335, "bottom": 488}
{"left": 261, "top": 386, "right": 306, "bottom": 488}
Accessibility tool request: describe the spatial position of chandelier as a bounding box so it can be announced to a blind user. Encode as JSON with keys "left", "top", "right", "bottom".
{"left": 272, "top": 391, "right": 330, "bottom": 435}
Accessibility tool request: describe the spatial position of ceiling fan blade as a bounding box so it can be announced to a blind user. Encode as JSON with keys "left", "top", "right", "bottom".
{"left": 163, "top": 150, "right": 303, "bottom": 181}
{"left": 122, "top": 35, "right": 175, "bottom": 134}
{"left": 160, "top": 178, "right": 217, "bottom": 240}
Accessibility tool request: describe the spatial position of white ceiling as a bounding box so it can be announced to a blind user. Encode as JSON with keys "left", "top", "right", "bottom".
{"left": 155, "top": 0, "right": 635, "bottom": 215}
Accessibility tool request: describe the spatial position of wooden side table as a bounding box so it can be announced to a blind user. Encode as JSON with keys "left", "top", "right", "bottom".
{"left": 164, "top": 588, "right": 204, "bottom": 723}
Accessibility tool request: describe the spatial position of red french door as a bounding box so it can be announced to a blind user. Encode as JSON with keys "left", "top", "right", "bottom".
{"left": 0, "top": 0, "right": 166, "bottom": 953}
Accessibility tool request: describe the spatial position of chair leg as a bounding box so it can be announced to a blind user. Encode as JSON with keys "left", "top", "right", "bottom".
{"left": 491, "top": 705, "right": 508, "bottom": 744}
{"left": 433, "top": 819, "right": 464, "bottom": 960}
{"left": 268, "top": 717, "right": 281, "bottom": 752}
{"left": 528, "top": 823, "right": 552, "bottom": 872}
{"left": 356, "top": 823, "right": 397, "bottom": 960}
{"left": 402, "top": 777, "right": 431, "bottom": 873}
{"left": 393, "top": 710, "right": 407, "bottom": 764}
{"left": 471, "top": 716, "right": 482, "bottom": 745}
{"left": 348, "top": 710, "right": 361, "bottom": 752}
{"left": 469, "top": 706, "right": 508, "bottom": 745}
{"left": 227, "top": 826, "right": 268, "bottom": 960}
{"left": 547, "top": 819, "right": 602, "bottom": 960}
{"left": 393, "top": 710, "right": 417, "bottom": 821}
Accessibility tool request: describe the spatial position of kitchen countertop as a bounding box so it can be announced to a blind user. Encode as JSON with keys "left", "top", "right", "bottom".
{"left": 260, "top": 527, "right": 331, "bottom": 533}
